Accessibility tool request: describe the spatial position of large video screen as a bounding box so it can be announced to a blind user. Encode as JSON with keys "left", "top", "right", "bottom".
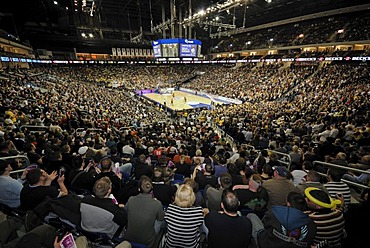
{"left": 153, "top": 45, "right": 161, "bottom": 58}
{"left": 180, "top": 44, "right": 197, "bottom": 57}
{"left": 152, "top": 39, "right": 202, "bottom": 58}
{"left": 162, "top": 43, "right": 179, "bottom": 57}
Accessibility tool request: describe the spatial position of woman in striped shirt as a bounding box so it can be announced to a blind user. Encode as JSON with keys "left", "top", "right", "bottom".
{"left": 164, "top": 184, "right": 204, "bottom": 248}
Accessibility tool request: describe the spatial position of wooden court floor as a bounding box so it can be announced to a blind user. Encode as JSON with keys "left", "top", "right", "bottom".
{"left": 144, "top": 90, "right": 225, "bottom": 111}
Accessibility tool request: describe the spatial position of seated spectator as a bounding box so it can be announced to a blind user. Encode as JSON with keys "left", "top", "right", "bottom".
{"left": 192, "top": 149, "right": 205, "bottom": 164}
{"left": 67, "top": 156, "right": 95, "bottom": 193}
{"left": 296, "top": 170, "right": 328, "bottom": 195}
{"left": 0, "top": 160, "right": 26, "bottom": 208}
{"left": 152, "top": 167, "right": 177, "bottom": 207}
{"left": 342, "top": 168, "right": 370, "bottom": 186}
{"left": 349, "top": 154, "right": 370, "bottom": 170}
{"left": 93, "top": 157, "right": 125, "bottom": 203}
{"left": 260, "top": 164, "right": 273, "bottom": 181}
{"left": 164, "top": 184, "right": 204, "bottom": 248}
{"left": 205, "top": 189, "right": 253, "bottom": 248}
{"left": 214, "top": 157, "right": 228, "bottom": 178}
{"left": 324, "top": 168, "right": 351, "bottom": 212}
{"left": 304, "top": 187, "right": 345, "bottom": 247}
{"left": 124, "top": 175, "right": 164, "bottom": 247}
{"left": 20, "top": 168, "right": 68, "bottom": 211}
{"left": 192, "top": 162, "right": 218, "bottom": 191}
{"left": 0, "top": 217, "right": 57, "bottom": 248}
{"left": 205, "top": 172, "right": 233, "bottom": 212}
{"left": 184, "top": 178, "right": 205, "bottom": 207}
{"left": 291, "top": 161, "right": 313, "bottom": 186}
{"left": 80, "top": 176, "right": 127, "bottom": 239}
{"left": 132, "top": 154, "right": 154, "bottom": 180}
{"left": 247, "top": 191, "right": 316, "bottom": 247}
{"left": 263, "top": 166, "right": 298, "bottom": 210}
{"left": 234, "top": 174, "right": 269, "bottom": 217}
{"left": 174, "top": 155, "right": 191, "bottom": 178}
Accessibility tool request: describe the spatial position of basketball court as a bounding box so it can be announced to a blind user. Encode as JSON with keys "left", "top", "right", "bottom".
{"left": 142, "top": 90, "right": 226, "bottom": 111}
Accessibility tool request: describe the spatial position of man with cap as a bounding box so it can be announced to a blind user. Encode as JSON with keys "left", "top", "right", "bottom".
{"left": 263, "top": 166, "right": 299, "bottom": 210}
{"left": 0, "top": 160, "right": 26, "bottom": 208}
{"left": 304, "top": 187, "right": 345, "bottom": 247}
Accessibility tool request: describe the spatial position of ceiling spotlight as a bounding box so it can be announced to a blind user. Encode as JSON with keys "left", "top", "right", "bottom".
{"left": 81, "top": 33, "right": 86, "bottom": 37}
{"left": 89, "top": 33, "right": 94, "bottom": 38}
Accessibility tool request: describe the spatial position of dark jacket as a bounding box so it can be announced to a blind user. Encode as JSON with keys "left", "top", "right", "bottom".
{"left": 257, "top": 206, "right": 316, "bottom": 248}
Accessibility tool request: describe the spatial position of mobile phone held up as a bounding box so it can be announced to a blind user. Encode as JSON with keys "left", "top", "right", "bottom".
{"left": 59, "top": 167, "right": 66, "bottom": 176}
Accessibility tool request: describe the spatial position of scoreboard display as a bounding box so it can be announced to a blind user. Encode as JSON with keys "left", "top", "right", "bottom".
{"left": 152, "top": 39, "right": 202, "bottom": 58}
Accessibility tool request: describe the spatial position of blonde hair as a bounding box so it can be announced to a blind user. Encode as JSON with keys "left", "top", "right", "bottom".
{"left": 195, "top": 149, "right": 202, "bottom": 156}
{"left": 174, "top": 184, "right": 195, "bottom": 208}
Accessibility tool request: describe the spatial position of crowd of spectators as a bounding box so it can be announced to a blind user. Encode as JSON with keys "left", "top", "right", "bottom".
{"left": 212, "top": 11, "right": 370, "bottom": 53}
{"left": 0, "top": 60, "right": 369, "bottom": 248}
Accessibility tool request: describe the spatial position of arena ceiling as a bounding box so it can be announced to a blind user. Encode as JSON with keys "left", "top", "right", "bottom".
{"left": 1, "top": 0, "right": 368, "bottom": 52}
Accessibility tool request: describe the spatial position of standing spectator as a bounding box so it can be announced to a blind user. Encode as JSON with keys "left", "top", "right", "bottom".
{"left": 164, "top": 184, "right": 204, "bottom": 248}
{"left": 124, "top": 175, "right": 165, "bottom": 247}
{"left": 205, "top": 189, "right": 253, "bottom": 248}
{"left": 289, "top": 145, "right": 302, "bottom": 170}
{"left": 304, "top": 187, "right": 345, "bottom": 247}
{"left": 263, "top": 166, "right": 298, "bottom": 210}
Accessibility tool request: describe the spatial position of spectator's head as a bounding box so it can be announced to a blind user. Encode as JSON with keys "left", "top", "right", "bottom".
{"left": 71, "top": 156, "right": 84, "bottom": 170}
{"left": 327, "top": 167, "right": 344, "bottom": 182}
{"left": 302, "top": 161, "right": 313, "bottom": 170}
{"left": 153, "top": 167, "right": 164, "bottom": 182}
{"left": 93, "top": 176, "right": 112, "bottom": 198}
{"left": 249, "top": 174, "right": 263, "bottom": 190}
{"left": 221, "top": 189, "right": 239, "bottom": 214}
{"left": 287, "top": 191, "right": 307, "bottom": 211}
{"left": 26, "top": 168, "right": 46, "bottom": 185}
{"left": 100, "top": 157, "right": 112, "bottom": 171}
{"left": 220, "top": 172, "right": 232, "bottom": 189}
{"left": 174, "top": 184, "right": 195, "bottom": 208}
{"left": 304, "top": 187, "right": 341, "bottom": 210}
{"left": 139, "top": 175, "right": 153, "bottom": 194}
{"left": 184, "top": 177, "right": 198, "bottom": 192}
{"left": 306, "top": 170, "right": 321, "bottom": 182}
{"left": 262, "top": 164, "right": 273, "bottom": 176}
{"left": 0, "top": 160, "right": 10, "bottom": 175}
{"left": 360, "top": 155, "right": 370, "bottom": 165}
{"left": 195, "top": 149, "right": 202, "bottom": 156}
{"left": 336, "top": 152, "right": 347, "bottom": 161}
{"left": 273, "top": 166, "right": 289, "bottom": 179}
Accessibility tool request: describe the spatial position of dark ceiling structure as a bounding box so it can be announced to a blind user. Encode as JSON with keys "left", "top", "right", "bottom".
{"left": 1, "top": 0, "right": 369, "bottom": 53}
